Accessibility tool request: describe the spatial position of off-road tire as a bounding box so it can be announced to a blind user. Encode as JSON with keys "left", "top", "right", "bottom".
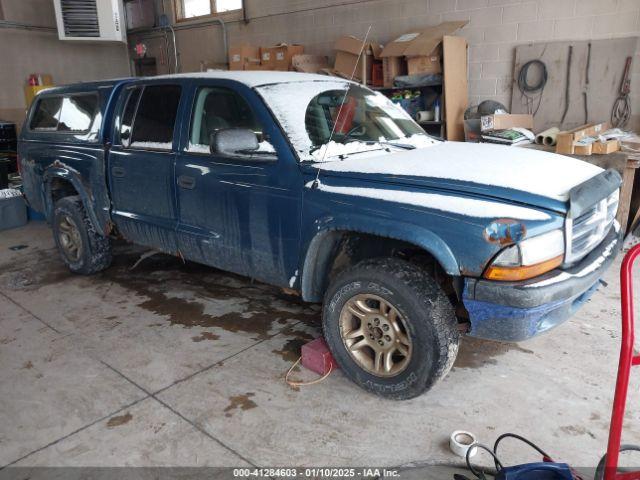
{"left": 323, "top": 257, "right": 459, "bottom": 400}
{"left": 52, "top": 196, "right": 112, "bottom": 274}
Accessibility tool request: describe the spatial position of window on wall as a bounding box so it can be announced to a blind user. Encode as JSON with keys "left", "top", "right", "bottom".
{"left": 177, "top": 0, "right": 242, "bottom": 20}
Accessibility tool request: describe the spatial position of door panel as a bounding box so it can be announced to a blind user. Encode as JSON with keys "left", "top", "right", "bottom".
{"left": 175, "top": 82, "right": 302, "bottom": 286}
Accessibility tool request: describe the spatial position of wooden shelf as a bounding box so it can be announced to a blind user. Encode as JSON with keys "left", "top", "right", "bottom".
{"left": 371, "top": 82, "right": 442, "bottom": 91}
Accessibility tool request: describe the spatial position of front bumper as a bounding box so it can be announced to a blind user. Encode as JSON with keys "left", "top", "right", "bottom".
{"left": 462, "top": 225, "right": 621, "bottom": 342}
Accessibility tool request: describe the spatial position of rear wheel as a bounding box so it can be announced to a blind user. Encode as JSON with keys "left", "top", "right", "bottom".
{"left": 52, "top": 196, "right": 112, "bottom": 274}
{"left": 323, "top": 257, "right": 459, "bottom": 400}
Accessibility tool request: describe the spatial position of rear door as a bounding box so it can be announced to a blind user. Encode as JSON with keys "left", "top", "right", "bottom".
{"left": 108, "top": 83, "right": 183, "bottom": 253}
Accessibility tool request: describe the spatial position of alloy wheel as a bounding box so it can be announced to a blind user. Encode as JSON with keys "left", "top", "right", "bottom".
{"left": 338, "top": 293, "right": 412, "bottom": 377}
{"left": 58, "top": 214, "right": 83, "bottom": 262}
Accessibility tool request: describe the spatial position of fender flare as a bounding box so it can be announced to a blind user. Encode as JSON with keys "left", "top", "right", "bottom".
{"left": 300, "top": 213, "right": 460, "bottom": 302}
{"left": 42, "top": 164, "right": 107, "bottom": 237}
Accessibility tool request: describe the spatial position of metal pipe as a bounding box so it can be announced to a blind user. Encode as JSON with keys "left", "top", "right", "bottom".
{"left": 604, "top": 243, "right": 640, "bottom": 480}
{"left": 208, "top": 17, "right": 228, "bottom": 67}
{"left": 0, "top": 20, "right": 56, "bottom": 32}
{"left": 167, "top": 23, "right": 178, "bottom": 73}
{"left": 134, "top": 16, "right": 228, "bottom": 67}
{"left": 157, "top": 14, "right": 179, "bottom": 73}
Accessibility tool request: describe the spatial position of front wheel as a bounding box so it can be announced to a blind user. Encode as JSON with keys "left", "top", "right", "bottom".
{"left": 52, "top": 196, "right": 112, "bottom": 275}
{"left": 322, "top": 257, "right": 460, "bottom": 400}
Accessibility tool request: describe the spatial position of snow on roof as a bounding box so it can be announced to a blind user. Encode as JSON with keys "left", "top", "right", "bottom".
{"left": 151, "top": 70, "right": 351, "bottom": 88}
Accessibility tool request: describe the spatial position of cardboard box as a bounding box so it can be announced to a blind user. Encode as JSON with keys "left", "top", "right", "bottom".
{"left": 380, "top": 21, "right": 467, "bottom": 77}
{"left": 621, "top": 138, "right": 640, "bottom": 152}
{"left": 261, "top": 44, "right": 304, "bottom": 71}
{"left": 259, "top": 48, "right": 273, "bottom": 69}
{"left": 573, "top": 142, "right": 593, "bottom": 155}
{"left": 228, "top": 44, "right": 259, "bottom": 71}
{"left": 382, "top": 56, "right": 406, "bottom": 88}
{"left": 244, "top": 59, "right": 268, "bottom": 71}
{"left": 371, "top": 61, "right": 383, "bottom": 87}
{"left": 480, "top": 114, "right": 534, "bottom": 132}
{"left": 592, "top": 139, "right": 620, "bottom": 155}
{"left": 407, "top": 53, "right": 441, "bottom": 75}
{"left": 555, "top": 122, "right": 609, "bottom": 155}
{"left": 292, "top": 54, "right": 328, "bottom": 73}
{"left": 333, "top": 36, "right": 382, "bottom": 83}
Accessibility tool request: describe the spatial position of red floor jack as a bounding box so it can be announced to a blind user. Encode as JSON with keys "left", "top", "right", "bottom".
{"left": 600, "top": 243, "right": 640, "bottom": 480}
{"left": 459, "top": 245, "right": 640, "bottom": 480}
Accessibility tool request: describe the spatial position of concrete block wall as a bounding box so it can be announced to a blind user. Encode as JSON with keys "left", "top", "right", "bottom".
{"left": 0, "top": 0, "right": 130, "bottom": 128}
{"left": 138, "top": 0, "right": 640, "bottom": 128}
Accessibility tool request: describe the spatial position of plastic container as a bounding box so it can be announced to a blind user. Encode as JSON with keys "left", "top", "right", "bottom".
{"left": 464, "top": 119, "right": 482, "bottom": 142}
{"left": 0, "top": 189, "right": 27, "bottom": 230}
{"left": 0, "top": 158, "right": 8, "bottom": 189}
{"left": 27, "top": 206, "right": 46, "bottom": 221}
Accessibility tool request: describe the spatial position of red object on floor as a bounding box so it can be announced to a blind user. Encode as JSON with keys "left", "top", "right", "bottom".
{"left": 604, "top": 243, "right": 640, "bottom": 480}
{"left": 301, "top": 338, "right": 337, "bottom": 376}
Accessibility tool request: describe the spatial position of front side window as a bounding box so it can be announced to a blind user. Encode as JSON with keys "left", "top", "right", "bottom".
{"left": 257, "top": 81, "right": 435, "bottom": 161}
{"left": 187, "top": 86, "right": 274, "bottom": 154}
{"left": 177, "top": 0, "right": 242, "bottom": 20}
{"left": 128, "top": 85, "right": 181, "bottom": 150}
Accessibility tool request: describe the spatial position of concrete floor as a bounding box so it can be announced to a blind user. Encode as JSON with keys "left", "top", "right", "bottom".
{"left": 1, "top": 222, "right": 639, "bottom": 474}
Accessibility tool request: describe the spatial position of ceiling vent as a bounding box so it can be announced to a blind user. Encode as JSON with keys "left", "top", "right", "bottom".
{"left": 53, "top": 0, "right": 127, "bottom": 43}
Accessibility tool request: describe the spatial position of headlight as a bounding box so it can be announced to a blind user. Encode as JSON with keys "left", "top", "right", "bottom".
{"left": 484, "top": 229, "right": 565, "bottom": 281}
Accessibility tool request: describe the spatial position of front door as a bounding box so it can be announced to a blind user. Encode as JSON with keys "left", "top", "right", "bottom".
{"left": 108, "top": 83, "right": 182, "bottom": 253}
{"left": 174, "top": 81, "right": 302, "bottom": 287}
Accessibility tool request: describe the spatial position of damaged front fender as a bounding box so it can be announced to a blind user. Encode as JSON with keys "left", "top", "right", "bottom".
{"left": 300, "top": 213, "right": 460, "bottom": 302}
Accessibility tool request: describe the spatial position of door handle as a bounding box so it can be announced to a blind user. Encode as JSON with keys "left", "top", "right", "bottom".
{"left": 177, "top": 175, "right": 196, "bottom": 189}
{"left": 111, "top": 166, "right": 126, "bottom": 178}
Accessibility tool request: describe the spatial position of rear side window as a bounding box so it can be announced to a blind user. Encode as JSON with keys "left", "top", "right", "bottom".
{"left": 129, "top": 85, "right": 181, "bottom": 150}
{"left": 30, "top": 97, "right": 62, "bottom": 130}
{"left": 58, "top": 95, "right": 98, "bottom": 132}
{"left": 30, "top": 94, "right": 98, "bottom": 133}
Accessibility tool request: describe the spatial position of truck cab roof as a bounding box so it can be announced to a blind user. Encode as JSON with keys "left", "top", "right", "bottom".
{"left": 149, "top": 71, "right": 347, "bottom": 88}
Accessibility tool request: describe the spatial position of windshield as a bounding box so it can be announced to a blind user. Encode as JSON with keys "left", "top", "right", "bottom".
{"left": 256, "top": 80, "right": 437, "bottom": 162}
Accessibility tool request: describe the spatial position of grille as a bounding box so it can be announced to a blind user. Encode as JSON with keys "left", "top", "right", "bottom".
{"left": 565, "top": 189, "right": 619, "bottom": 264}
{"left": 60, "top": 0, "right": 99, "bottom": 37}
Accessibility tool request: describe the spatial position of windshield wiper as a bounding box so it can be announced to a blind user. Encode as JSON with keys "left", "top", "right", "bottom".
{"left": 366, "top": 140, "right": 416, "bottom": 150}
{"left": 343, "top": 139, "right": 416, "bottom": 150}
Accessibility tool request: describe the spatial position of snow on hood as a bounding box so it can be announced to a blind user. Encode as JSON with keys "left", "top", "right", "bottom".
{"left": 313, "top": 141, "right": 602, "bottom": 202}
{"left": 309, "top": 181, "right": 552, "bottom": 221}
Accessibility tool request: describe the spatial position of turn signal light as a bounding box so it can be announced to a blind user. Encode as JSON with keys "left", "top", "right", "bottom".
{"left": 484, "top": 255, "right": 563, "bottom": 281}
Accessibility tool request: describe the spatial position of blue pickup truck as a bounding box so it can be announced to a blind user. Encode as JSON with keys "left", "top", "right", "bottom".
{"left": 18, "top": 71, "right": 621, "bottom": 399}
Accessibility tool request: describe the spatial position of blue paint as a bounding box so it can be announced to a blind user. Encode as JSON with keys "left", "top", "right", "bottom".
{"left": 496, "top": 463, "right": 574, "bottom": 480}
{"left": 463, "top": 280, "right": 600, "bottom": 342}
{"left": 17, "top": 73, "right": 618, "bottom": 345}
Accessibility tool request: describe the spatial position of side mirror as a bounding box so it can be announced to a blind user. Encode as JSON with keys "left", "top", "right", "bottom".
{"left": 210, "top": 128, "right": 259, "bottom": 157}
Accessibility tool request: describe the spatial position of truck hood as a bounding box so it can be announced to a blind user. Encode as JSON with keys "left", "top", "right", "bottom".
{"left": 311, "top": 141, "right": 603, "bottom": 212}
